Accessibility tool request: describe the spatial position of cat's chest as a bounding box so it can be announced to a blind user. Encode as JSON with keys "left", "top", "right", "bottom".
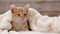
{"left": 12, "top": 17, "right": 27, "bottom": 27}
{"left": 12, "top": 22, "right": 25, "bottom": 30}
{"left": 13, "top": 22, "right": 24, "bottom": 28}
{"left": 12, "top": 17, "right": 27, "bottom": 30}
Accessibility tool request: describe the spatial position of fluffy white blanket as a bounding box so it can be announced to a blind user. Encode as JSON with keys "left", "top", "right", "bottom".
{"left": 0, "top": 8, "right": 60, "bottom": 34}
{"left": 0, "top": 10, "right": 12, "bottom": 30}
{"left": 0, "top": 30, "right": 58, "bottom": 34}
{"left": 29, "top": 8, "right": 60, "bottom": 32}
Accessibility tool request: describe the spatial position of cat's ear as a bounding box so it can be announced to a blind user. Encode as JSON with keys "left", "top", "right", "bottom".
{"left": 24, "top": 4, "right": 30, "bottom": 12}
{"left": 10, "top": 4, "right": 16, "bottom": 13}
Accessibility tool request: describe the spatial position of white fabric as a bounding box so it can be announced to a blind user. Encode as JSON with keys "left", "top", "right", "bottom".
{"left": 37, "top": 16, "right": 60, "bottom": 32}
{"left": 29, "top": 8, "right": 60, "bottom": 32}
{"left": 28, "top": 8, "right": 42, "bottom": 31}
{"left": 9, "top": 31, "right": 58, "bottom": 34}
{"left": 0, "top": 30, "right": 8, "bottom": 34}
{"left": 0, "top": 10, "right": 12, "bottom": 30}
{"left": 0, "top": 30, "right": 58, "bottom": 34}
{"left": 0, "top": 8, "right": 60, "bottom": 33}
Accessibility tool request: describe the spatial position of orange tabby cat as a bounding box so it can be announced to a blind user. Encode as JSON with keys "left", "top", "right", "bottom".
{"left": 10, "top": 4, "right": 30, "bottom": 31}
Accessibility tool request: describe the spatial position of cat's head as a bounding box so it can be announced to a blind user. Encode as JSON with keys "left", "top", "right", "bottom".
{"left": 10, "top": 4, "right": 30, "bottom": 21}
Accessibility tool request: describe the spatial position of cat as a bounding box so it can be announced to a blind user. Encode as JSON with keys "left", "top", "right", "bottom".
{"left": 10, "top": 4, "right": 60, "bottom": 32}
{"left": 10, "top": 4, "right": 30, "bottom": 31}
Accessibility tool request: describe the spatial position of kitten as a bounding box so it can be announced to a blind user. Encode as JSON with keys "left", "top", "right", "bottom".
{"left": 10, "top": 4, "right": 30, "bottom": 31}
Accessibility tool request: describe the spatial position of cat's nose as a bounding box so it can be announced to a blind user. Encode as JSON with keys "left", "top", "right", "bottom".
{"left": 20, "top": 16, "right": 24, "bottom": 18}
{"left": 20, "top": 16, "right": 24, "bottom": 20}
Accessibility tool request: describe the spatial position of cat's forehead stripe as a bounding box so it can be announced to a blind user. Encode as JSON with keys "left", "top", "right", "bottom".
{"left": 16, "top": 7, "right": 26, "bottom": 15}
{"left": 17, "top": 7, "right": 24, "bottom": 10}
{"left": 17, "top": 7, "right": 25, "bottom": 12}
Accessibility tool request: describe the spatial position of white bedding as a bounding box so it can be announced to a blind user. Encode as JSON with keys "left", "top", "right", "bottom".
{"left": 28, "top": 8, "right": 60, "bottom": 32}
{"left": 0, "top": 8, "right": 60, "bottom": 34}
{"left": 0, "top": 30, "right": 59, "bottom": 34}
{"left": 0, "top": 10, "right": 12, "bottom": 30}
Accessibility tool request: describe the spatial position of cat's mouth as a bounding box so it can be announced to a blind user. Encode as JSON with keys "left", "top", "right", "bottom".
{"left": 13, "top": 17, "right": 27, "bottom": 23}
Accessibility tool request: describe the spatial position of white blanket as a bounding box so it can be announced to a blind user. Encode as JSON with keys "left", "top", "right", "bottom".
{"left": 28, "top": 8, "right": 60, "bottom": 32}
{"left": 0, "top": 30, "right": 58, "bottom": 34}
{"left": 0, "top": 8, "right": 60, "bottom": 33}
{"left": 0, "top": 10, "right": 12, "bottom": 30}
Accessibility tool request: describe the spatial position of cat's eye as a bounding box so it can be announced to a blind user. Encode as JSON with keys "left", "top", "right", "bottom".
{"left": 17, "top": 14, "right": 20, "bottom": 16}
{"left": 24, "top": 13, "right": 26, "bottom": 16}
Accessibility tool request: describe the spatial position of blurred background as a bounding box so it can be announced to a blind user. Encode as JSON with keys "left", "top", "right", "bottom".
{"left": 0, "top": 0, "right": 60, "bottom": 16}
